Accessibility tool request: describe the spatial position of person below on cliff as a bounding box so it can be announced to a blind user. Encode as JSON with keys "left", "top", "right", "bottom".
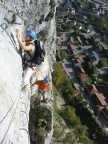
{"left": 16, "top": 29, "right": 46, "bottom": 87}
{"left": 32, "top": 75, "right": 49, "bottom": 103}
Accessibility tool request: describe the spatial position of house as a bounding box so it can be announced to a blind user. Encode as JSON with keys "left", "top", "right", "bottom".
{"left": 71, "top": 8, "right": 76, "bottom": 15}
{"left": 97, "top": 7, "right": 105, "bottom": 16}
{"left": 62, "top": 59, "right": 74, "bottom": 79}
{"left": 61, "top": 33, "right": 71, "bottom": 42}
{"left": 67, "top": 37, "right": 77, "bottom": 54}
{"left": 89, "top": 84, "right": 108, "bottom": 119}
{"left": 74, "top": 61, "right": 88, "bottom": 83}
{"left": 88, "top": 51, "right": 99, "bottom": 65}
{"left": 57, "top": 32, "right": 71, "bottom": 46}
{"left": 88, "top": 84, "right": 98, "bottom": 93}
{"left": 94, "top": 0, "right": 106, "bottom": 6}
{"left": 99, "top": 42, "right": 108, "bottom": 50}
{"left": 94, "top": 92, "right": 108, "bottom": 119}
{"left": 79, "top": 45, "right": 92, "bottom": 54}
{"left": 80, "top": 31, "right": 96, "bottom": 39}
{"left": 96, "top": 84, "right": 108, "bottom": 99}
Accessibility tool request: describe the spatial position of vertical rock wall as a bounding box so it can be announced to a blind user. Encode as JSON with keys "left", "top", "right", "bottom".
{"left": 0, "top": 0, "right": 56, "bottom": 143}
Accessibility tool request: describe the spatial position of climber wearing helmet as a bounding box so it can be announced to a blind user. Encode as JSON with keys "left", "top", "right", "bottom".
{"left": 32, "top": 75, "right": 49, "bottom": 103}
{"left": 16, "top": 29, "right": 37, "bottom": 51}
{"left": 16, "top": 29, "right": 45, "bottom": 68}
{"left": 16, "top": 29, "right": 46, "bottom": 87}
{"left": 16, "top": 30, "right": 36, "bottom": 66}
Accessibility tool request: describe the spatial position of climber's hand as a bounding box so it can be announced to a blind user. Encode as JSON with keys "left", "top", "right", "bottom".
{"left": 32, "top": 64, "right": 37, "bottom": 70}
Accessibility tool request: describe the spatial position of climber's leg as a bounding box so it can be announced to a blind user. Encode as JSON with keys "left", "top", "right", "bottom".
{"left": 42, "top": 91, "right": 48, "bottom": 102}
{"left": 39, "top": 89, "right": 48, "bottom": 103}
{"left": 23, "top": 67, "right": 34, "bottom": 86}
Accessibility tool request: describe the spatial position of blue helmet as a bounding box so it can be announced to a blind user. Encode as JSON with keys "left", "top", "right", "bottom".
{"left": 26, "top": 30, "right": 37, "bottom": 40}
{"left": 43, "top": 76, "right": 48, "bottom": 83}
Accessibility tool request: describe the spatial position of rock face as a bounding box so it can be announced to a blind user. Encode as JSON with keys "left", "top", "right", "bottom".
{"left": 0, "top": 20, "right": 30, "bottom": 143}
{"left": 0, "top": 0, "right": 56, "bottom": 143}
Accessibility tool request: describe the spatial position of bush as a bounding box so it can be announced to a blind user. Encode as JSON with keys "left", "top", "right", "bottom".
{"left": 59, "top": 106, "right": 80, "bottom": 128}
{"left": 29, "top": 106, "right": 52, "bottom": 143}
{"left": 89, "top": 15, "right": 108, "bottom": 33}
{"left": 59, "top": 106, "right": 94, "bottom": 144}
{"left": 60, "top": 50, "right": 69, "bottom": 60}
{"left": 53, "top": 63, "right": 95, "bottom": 144}
{"left": 74, "top": 98, "right": 108, "bottom": 144}
{"left": 53, "top": 63, "right": 69, "bottom": 87}
{"left": 98, "top": 58, "right": 108, "bottom": 68}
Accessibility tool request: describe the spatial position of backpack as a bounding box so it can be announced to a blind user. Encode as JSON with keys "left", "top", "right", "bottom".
{"left": 23, "top": 40, "right": 46, "bottom": 65}
{"left": 31, "top": 40, "right": 45, "bottom": 65}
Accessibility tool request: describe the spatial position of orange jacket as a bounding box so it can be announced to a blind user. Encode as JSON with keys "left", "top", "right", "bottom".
{"left": 35, "top": 80, "right": 49, "bottom": 91}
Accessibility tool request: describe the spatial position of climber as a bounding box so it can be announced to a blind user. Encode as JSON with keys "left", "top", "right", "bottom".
{"left": 16, "top": 29, "right": 45, "bottom": 87}
{"left": 16, "top": 29, "right": 45, "bottom": 68}
{"left": 32, "top": 75, "right": 49, "bottom": 102}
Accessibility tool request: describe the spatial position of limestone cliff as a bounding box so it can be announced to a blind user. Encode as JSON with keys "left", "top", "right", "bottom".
{"left": 0, "top": 0, "right": 56, "bottom": 143}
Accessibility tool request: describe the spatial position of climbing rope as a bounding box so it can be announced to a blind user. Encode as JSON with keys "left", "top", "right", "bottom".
{"left": 0, "top": 2, "right": 24, "bottom": 56}
{"left": 0, "top": 22, "right": 8, "bottom": 32}
{"left": 0, "top": 21, "right": 23, "bottom": 58}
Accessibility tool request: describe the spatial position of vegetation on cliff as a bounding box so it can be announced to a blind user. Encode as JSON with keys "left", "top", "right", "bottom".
{"left": 53, "top": 63, "right": 95, "bottom": 144}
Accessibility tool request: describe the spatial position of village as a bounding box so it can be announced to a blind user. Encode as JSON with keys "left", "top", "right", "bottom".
{"left": 56, "top": 0, "right": 108, "bottom": 132}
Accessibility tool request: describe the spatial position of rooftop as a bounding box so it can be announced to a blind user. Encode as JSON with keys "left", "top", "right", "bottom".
{"left": 95, "top": 92, "right": 107, "bottom": 106}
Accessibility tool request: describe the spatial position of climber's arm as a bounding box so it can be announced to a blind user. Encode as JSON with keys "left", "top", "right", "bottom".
{"left": 16, "top": 29, "right": 32, "bottom": 51}
{"left": 17, "top": 38, "right": 32, "bottom": 51}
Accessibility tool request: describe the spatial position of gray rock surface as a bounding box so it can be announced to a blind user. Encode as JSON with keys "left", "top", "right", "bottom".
{"left": 0, "top": 0, "right": 56, "bottom": 143}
